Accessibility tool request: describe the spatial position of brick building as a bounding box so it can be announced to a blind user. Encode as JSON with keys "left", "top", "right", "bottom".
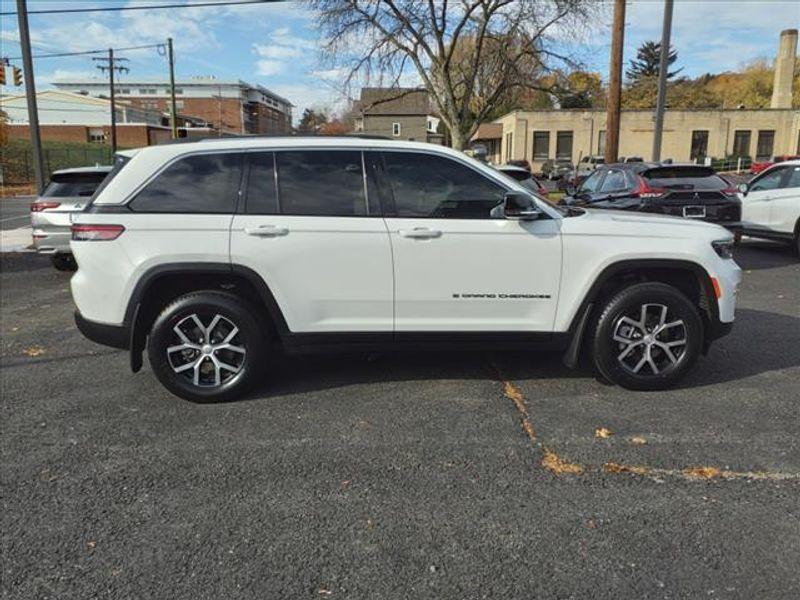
{"left": 52, "top": 76, "right": 293, "bottom": 135}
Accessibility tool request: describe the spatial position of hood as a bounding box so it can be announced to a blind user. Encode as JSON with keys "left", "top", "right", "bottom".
{"left": 561, "top": 207, "right": 732, "bottom": 241}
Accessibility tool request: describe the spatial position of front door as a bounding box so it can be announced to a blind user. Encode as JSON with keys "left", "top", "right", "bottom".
{"left": 378, "top": 150, "right": 562, "bottom": 332}
{"left": 767, "top": 164, "right": 800, "bottom": 234}
{"left": 742, "top": 166, "right": 788, "bottom": 231}
{"left": 230, "top": 150, "right": 393, "bottom": 333}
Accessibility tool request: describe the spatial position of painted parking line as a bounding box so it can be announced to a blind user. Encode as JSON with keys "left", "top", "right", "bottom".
{"left": 1, "top": 227, "right": 35, "bottom": 253}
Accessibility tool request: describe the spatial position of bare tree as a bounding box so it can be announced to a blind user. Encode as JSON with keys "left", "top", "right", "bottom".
{"left": 312, "top": 0, "right": 597, "bottom": 149}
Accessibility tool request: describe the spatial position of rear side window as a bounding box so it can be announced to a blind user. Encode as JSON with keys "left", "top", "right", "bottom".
{"left": 642, "top": 167, "right": 728, "bottom": 190}
{"left": 130, "top": 153, "right": 243, "bottom": 213}
{"left": 383, "top": 152, "right": 505, "bottom": 219}
{"left": 43, "top": 172, "right": 108, "bottom": 198}
{"left": 276, "top": 150, "right": 367, "bottom": 216}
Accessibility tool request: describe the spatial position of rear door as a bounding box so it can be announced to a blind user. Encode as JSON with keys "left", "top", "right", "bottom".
{"left": 380, "top": 150, "right": 561, "bottom": 333}
{"left": 230, "top": 149, "right": 393, "bottom": 333}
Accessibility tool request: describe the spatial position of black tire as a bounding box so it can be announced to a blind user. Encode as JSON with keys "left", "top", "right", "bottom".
{"left": 591, "top": 282, "right": 703, "bottom": 391}
{"left": 147, "top": 291, "right": 267, "bottom": 402}
{"left": 51, "top": 253, "right": 77, "bottom": 272}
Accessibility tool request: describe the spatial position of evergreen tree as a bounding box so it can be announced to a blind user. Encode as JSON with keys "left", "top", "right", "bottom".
{"left": 626, "top": 41, "right": 682, "bottom": 83}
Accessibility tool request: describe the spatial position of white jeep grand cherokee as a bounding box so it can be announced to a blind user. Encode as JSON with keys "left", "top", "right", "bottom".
{"left": 70, "top": 137, "right": 741, "bottom": 402}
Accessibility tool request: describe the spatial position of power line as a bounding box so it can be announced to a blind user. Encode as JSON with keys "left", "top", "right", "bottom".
{"left": 6, "top": 43, "right": 166, "bottom": 61}
{"left": 0, "top": 0, "right": 281, "bottom": 17}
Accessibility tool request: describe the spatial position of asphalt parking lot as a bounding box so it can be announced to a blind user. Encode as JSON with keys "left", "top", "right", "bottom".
{"left": 2, "top": 240, "right": 799, "bottom": 599}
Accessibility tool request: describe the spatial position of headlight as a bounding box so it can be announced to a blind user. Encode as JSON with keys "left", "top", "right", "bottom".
{"left": 712, "top": 239, "right": 734, "bottom": 259}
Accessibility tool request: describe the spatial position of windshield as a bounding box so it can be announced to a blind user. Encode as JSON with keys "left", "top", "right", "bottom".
{"left": 42, "top": 172, "right": 108, "bottom": 198}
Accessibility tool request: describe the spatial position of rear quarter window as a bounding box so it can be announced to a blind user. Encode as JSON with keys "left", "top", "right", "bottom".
{"left": 130, "top": 153, "right": 243, "bottom": 213}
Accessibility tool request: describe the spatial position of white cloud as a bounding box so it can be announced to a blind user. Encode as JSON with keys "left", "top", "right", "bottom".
{"left": 253, "top": 44, "right": 303, "bottom": 60}
{"left": 256, "top": 59, "right": 286, "bottom": 76}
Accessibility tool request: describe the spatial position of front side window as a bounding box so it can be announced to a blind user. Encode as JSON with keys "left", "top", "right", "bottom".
{"left": 383, "top": 152, "right": 505, "bottom": 219}
{"left": 749, "top": 166, "right": 786, "bottom": 192}
{"left": 130, "top": 153, "right": 243, "bottom": 213}
{"left": 277, "top": 150, "right": 366, "bottom": 216}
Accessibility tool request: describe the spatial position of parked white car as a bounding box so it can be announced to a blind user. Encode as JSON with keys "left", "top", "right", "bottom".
{"left": 70, "top": 137, "right": 740, "bottom": 402}
{"left": 31, "top": 165, "right": 113, "bottom": 270}
{"left": 737, "top": 159, "right": 800, "bottom": 254}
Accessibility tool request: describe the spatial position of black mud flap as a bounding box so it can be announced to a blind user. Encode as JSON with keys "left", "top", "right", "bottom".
{"left": 129, "top": 302, "right": 144, "bottom": 373}
{"left": 562, "top": 303, "right": 593, "bottom": 369}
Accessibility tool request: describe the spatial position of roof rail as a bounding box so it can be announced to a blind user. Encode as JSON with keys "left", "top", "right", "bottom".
{"left": 154, "top": 132, "right": 394, "bottom": 146}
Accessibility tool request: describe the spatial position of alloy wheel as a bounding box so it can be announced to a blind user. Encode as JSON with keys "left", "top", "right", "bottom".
{"left": 166, "top": 313, "right": 246, "bottom": 387}
{"left": 612, "top": 303, "right": 687, "bottom": 376}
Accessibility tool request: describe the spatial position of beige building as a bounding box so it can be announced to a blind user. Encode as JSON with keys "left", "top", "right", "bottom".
{"left": 490, "top": 107, "right": 799, "bottom": 169}
{"left": 478, "top": 28, "right": 799, "bottom": 169}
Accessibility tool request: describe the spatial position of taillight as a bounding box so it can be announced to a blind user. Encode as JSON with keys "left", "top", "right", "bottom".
{"left": 31, "top": 201, "right": 60, "bottom": 212}
{"left": 71, "top": 224, "right": 125, "bottom": 241}
{"left": 635, "top": 176, "right": 665, "bottom": 199}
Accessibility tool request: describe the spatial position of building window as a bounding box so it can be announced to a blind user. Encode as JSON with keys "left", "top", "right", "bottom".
{"left": 532, "top": 131, "right": 549, "bottom": 160}
{"left": 732, "top": 130, "right": 751, "bottom": 157}
{"left": 556, "top": 131, "right": 573, "bottom": 160}
{"left": 756, "top": 130, "right": 775, "bottom": 161}
{"left": 598, "top": 130, "right": 606, "bottom": 156}
{"left": 392, "top": 122, "right": 401, "bottom": 137}
{"left": 88, "top": 128, "right": 105, "bottom": 143}
{"left": 176, "top": 100, "right": 184, "bottom": 109}
{"left": 174, "top": 89, "right": 184, "bottom": 95}
{"left": 690, "top": 130, "right": 709, "bottom": 161}
{"left": 119, "top": 88, "right": 130, "bottom": 94}
{"left": 139, "top": 88, "right": 156, "bottom": 95}
{"left": 505, "top": 132, "right": 513, "bottom": 161}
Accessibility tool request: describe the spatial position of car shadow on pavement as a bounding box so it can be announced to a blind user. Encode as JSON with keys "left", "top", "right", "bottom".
{"left": 734, "top": 240, "right": 797, "bottom": 271}
{"left": 238, "top": 307, "right": 798, "bottom": 401}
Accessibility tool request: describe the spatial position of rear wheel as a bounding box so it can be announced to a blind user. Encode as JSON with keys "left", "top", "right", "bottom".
{"left": 147, "top": 291, "right": 267, "bottom": 402}
{"left": 591, "top": 283, "right": 703, "bottom": 391}
{"left": 51, "top": 253, "right": 77, "bottom": 271}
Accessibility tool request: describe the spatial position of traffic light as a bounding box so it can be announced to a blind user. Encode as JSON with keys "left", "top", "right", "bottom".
{"left": 0, "top": 65, "right": 5, "bottom": 86}
{"left": 13, "top": 66, "right": 22, "bottom": 86}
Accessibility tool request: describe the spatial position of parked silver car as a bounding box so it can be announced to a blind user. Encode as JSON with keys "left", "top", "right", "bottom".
{"left": 31, "top": 165, "right": 112, "bottom": 270}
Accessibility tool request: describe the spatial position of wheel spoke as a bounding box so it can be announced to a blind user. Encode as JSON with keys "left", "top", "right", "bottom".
{"left": 657, "top": 343, "right": 678, "bottom": 364}
{"left": 632, "top": 353, "right": 648, "bottom": 373}
{"left": 660, "top": 320, "right": 684, "bottom": 331}
{"left": 167, "top": 343, "right": 199, "bottom": 354}
{"left": 215, "top": 343, "right": 245, "bottom": 354}
{"left": 617, "top": 340, "right": 643, "bottom": 361}
{"left": 222, "top": 326, "right": 239, "bottom": 344}
{"left": 190, "top": 314, "right": 206, "bottom": 340}
{"left": 193, "top": 358, "right": 203, "bottom": 386}
{"left": 646, "top": 351, "right": 660, "bottom": 374}
{"left": 173, "top": 325, "right": 194, "bottom": 346}
{"left": 173, "top": 359, "right": 197, "bottom": 374}
{"left": 206, "top": 314, "right": 223, "bottom": 341}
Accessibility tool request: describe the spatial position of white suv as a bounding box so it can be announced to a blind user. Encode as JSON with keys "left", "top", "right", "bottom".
{"left": 70, "top": 137, "right": 741, "bottom": 402}
{"left": 737, "top": 159, "right": 800, "bottom": 254}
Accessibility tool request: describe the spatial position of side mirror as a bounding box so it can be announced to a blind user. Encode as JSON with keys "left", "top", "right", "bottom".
{"left": 503, "top": 191, "right": 541, "bottom": 221}
{"left": 737, "top": 182, "right": 748, "bottom": 195}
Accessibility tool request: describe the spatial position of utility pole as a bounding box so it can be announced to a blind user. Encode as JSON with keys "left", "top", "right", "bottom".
{"left": 605, "top": 0, "right": 626, "bottom": 164}
{"left": 652, "top": 0, "right": 674, "bottom": 162}
{"left": 167, "top": 37, "right": 178, "bottom": 138}
{"left": 16, "top": 0, "right": 45, "bottom": 194}
{"left": 93, "top": 50, "right": 129, "bottom": 153}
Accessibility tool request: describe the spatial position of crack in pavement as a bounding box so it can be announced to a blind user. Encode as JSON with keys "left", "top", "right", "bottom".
{"left": 491, "top": 361, "right": 800, "bottom": 483}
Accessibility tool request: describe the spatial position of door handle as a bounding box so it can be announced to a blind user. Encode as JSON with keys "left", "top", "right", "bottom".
{"left": 244, "top": 224, "right": 289, "bottom": 237}
{"left": 399, "top": 228, "right": 442, "bottom": 239}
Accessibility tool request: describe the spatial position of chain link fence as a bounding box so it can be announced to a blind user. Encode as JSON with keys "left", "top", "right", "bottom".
{"left": 1, "top": 143, "right": 113, "bottom": 186}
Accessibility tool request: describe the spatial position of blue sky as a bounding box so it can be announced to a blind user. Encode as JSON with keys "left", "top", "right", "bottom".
{"left": 1, "top": 0, "right": 797, "bottom": 122}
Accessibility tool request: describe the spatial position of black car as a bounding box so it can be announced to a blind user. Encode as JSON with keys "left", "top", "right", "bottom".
{"left": 561, "top": 163, "right": 741, "bottom": 225}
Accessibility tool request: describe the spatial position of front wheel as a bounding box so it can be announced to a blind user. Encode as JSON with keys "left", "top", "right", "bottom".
{"left": 591, "top": 283, "right": 703, "bottom": 391}
{"left": 147, "top": 291, "right": 267, "bottom": 402}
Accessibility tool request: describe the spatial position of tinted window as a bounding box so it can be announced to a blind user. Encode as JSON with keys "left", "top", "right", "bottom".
{"left": 383, "top": 152, "right": 505, "bottom": 219}
{"left": 579, "top": 170, "right": 603, "bottom": 193}
{"left": 785, "top": 166, "right": 800, "bottom": 188}
{"left": 43, "top": 172, "right": 108, "bottom": 198}
{"left": 750, "top": 167, "right": 786, "bottom": 192}
{"left": 643, "top": 167, "right": 728, "bottom": 190}
{"left": 246, "top": 152, "right": 278, "bottom": 214}
{"left": 277, "top": 150, "right": 366, "bottom": 216}
{"left": 599, "top": 170, "right": 627, "bottom": 192}
{"left": 131, "top": 153, "right": 242, "bottom": 213}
